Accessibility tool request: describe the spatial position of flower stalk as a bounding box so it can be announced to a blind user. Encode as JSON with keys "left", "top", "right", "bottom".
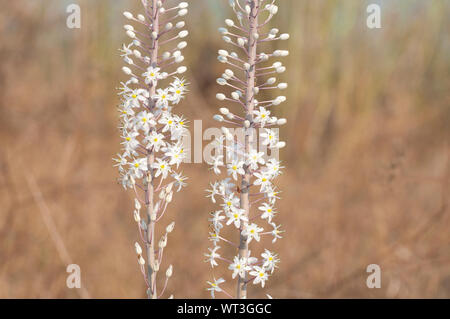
{"left": 206, "top": 0, "right": 289, "bottom": 299}
{"left": 115, "top": 0, "right": 190, "bottom": 299}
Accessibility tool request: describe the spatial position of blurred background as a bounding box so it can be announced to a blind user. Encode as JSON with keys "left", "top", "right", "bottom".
{"left": 0, "top": 0, "right": 449, "bottom": 298}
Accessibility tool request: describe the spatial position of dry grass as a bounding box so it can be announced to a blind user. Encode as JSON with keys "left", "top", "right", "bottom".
{"left": 0, "top": 0, "right": 449, "bottom": 298}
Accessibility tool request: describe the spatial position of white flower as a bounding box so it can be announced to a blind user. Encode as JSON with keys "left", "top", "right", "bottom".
{"left": 243, "top": 223, "right": 264, "bottom": 243}
{"left": 209, "top": 210, "right": 226, "bottom": 231}
{"left": 228, "top": 256, "right": 251, "bottom": 279}
{"left": 120, "top": 130, "right": 140, "bottom": 156}
{"left": 250, "top": 266, "right": 268, "bottom": 288}
{"left": 253, "top": 172, "right": 272, "bottom": 192}
{"left": 206, "top": 277, "right": 225, "bottom": 298}
{"left": 158, "top": 112, "right": 176, "bottom": 133}
{"left": 165, "top": 143, "right": 185, "bottom": 167}
{"left": 155, "top": 88, "right": 172, "bottom": 108}
{"left": 144, "top": 131, "right": 166, "bottom": 151}
{"left": 152, "top": 159, "right": 171, "bottom": 179}
{"left": 129, "top": 157, "right": 148, "bottom": 179}
{"left": 209, "top": 231, "right": 220, "bottom": 246}
{"left": 246, "top": 149, "right": 265, "bottom": 170}
{"left": 210, "top": 154, "right": 224, "bottom": 175}
{"left": 253, "top": 107, "right": 271, "bottom": 127}
{"left": 260, "top": 128, "right": 278, "bottom": 147}
{"left": 226, "top": 208, "right": 248, "bottom": 229}
{"left": 270, "top": 222, "right": 283, "bottom": 243}
{"left": 221, "top": 193, "right": 240, "bottom": 212}
{"left": 261, "top": 250, "right": 279, "bottom": 273}
{"left": 169, "top": 77, "right": 187, "bottom": 104}
{"left": 265, "top": 158, "right": 283, "bottom": 178}
{"left": 204, "top": 246, "right": 221, "bottom": 268}
{"left": 258, "top": 203, "right": 276, "bottom": 222}
{"left": 206, "top": 182, "right": 221, "bottom": 203}
{"left": 143, "top": 66, "right": 162, "bottom": 84}
{"left": 227, "top": 160, "right": 245, "bottom": 180}
{"left": 172, "top": 172, "right": 187, "bottom": 192}
{"left": 265, "top": 186, "right": 281, "bottom": 204}
{"left": 136, "top": 111, "right": 156, "bottom": 133}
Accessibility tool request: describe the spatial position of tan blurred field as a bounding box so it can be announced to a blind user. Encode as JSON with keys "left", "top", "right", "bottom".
{"left": 0, "top": 0, "right": 449, "bottom": 298}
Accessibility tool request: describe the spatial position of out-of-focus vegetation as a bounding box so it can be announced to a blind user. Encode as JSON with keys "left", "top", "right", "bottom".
{"left": 0, "top": 0, "right": 449, "bottom": 298}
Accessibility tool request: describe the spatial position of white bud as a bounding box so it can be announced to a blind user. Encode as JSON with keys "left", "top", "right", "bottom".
{"left": 275, "top": 141, "right": 286, "bottom": 149}
{"left": 179, "top": 2, "right": 189, "bottom": 9}
{"left": 177, "top": 66, "right": 187, "bottom": 74}
{"left": 218, "top": 49, "right": 229, "bottom": 57}
{"left": 166, "top": 192, "right": 173, "bottom": 203}
{"left": 138, "top": 256, "right": 145, "bottom": 265}
{"left": 217, "top": 78, "right": 227, "bottom": 86}
{"left": 231, "top": 92, "right": 240, "bottom": 100}
{"left": 133, "top": 50, "right": 141, "bottom": 58}
{"left": 178, "top": 9, "right": 188, "bottom": 17}
{"left": 218, "top": 56, "right": 228, "bottom": 63}
{"left": 126, "top": 30, "right": 136, "bottom": 39}
{"left": 153, "top": 261, "right": 160, "bottom": 271}
{"left": 162, "top": 51, "right": 171, "bottom": 60}
{"left": 178, "top": 30, "right": 189, "bottom": 38}
{"left": 213, "top": 115, "right": 224, "bottom": 122}
{"left": 216, "top": 93, "right": 226, "bottom": 101}
{"left": 225, "top": 19, "right": 234, "bottom": 27}
{"left": 276, "top": 66, "right": 286, "bottom": 73}
{"left": 244, "top": 120, "right": 251, "bottom": 128}
{"left": 134, "top": 210, "right": 141, "bottom": 223}
{"left": 253, "top": 87, "right": 260, "bottom": 95}
{"left": 137, "top": 14, "right": 145, "bottom": 22}
{"left": 224, "top": 69, "right": 234, "bottom": 77}
{"left": 218, "top": 27, "right": 228, "bottom": 35}
{"left": 267, "top": 77, "right": 277, "bottom": 85}
{"left": 134, "top": 198, "right": 141, "bottom": 210}
{"left": 278, "top": 83, "right": 288, "bottom": 89}
{"left": 165, "top": 23, "right": 173, "bottom": 31}
{"left": 122, "top": 66, "right": 132, "bottom": 75}
{"left": 237, "top": 38, "right": 245, "bottom": 47}
{"left": 270, "top": 28, "right": 279, "bottom": 35}
{"left": 124, "top": 25, "right": 134, "bottom": 31}
{"left": 123, "top": 12, "right": 133, "bottom": 19}
{"left": 166, "top": 222, "right": 175, "bottom": 233}
{"left": 176, "top": 21, "right": 185, "bottom": 29}
{"left": 135, "top": 242, "right": 142, "bottom": 255}
{"left": 280, "top": 33, "right": 290, "bottom": 40}
{"left": 260, "top": 53, "right": 269, "bottom": 61}
{"left": 244, "top": 63, "right": 250, "bottom": 70}
{"left": 166, "top": 265, "right": 173, "bottom": 278}
{"left": 177, "top": 41, "right": 187, "bottom": 49}
{"left": 220, "top": 108, "right": 230, "bottom": 115}
{"left": 222, "top": 36, "right": 232, "bottom": 43}
{"left": 277, "top": 118, "right": 287, "bottom": 125}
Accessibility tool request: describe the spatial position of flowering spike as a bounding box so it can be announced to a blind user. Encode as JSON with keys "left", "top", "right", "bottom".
{"left": 115, "top": 0, "right": 190, "bottom": 299}
{"left": 205, "top": 0, "right": 287, "bottom": 299}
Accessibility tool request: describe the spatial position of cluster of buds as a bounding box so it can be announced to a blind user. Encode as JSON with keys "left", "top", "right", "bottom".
{"left": 114, "top": 0, "right": 190, "bottom": 299}
{"left": 205, "top": 0, "right": 288, "bottom": 299}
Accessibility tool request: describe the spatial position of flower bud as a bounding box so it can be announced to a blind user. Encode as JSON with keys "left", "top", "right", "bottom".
{"left": 166, "top": 222, "right": 175, "bottom": 233}
{"left": 135, "top": 242, "right": 142, "bottom": 255}
{"left": 166, "top": 265, "right": 173, "bottom": 278}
